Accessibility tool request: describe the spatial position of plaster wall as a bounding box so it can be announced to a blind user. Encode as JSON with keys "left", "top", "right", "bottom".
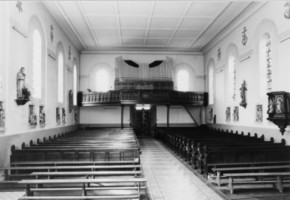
{"left": 204, "top": 2, "right": 290, "bottom": 144}
{"left": 0, "top": 2, "right": 80, "bottom": 166}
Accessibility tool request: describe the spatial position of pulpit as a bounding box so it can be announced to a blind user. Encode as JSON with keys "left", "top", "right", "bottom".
{"left": 267, "top": 91, "right": 290, "bottom": 135}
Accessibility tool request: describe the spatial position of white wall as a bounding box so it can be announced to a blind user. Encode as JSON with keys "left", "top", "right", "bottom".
{"left": 204, "top": 2, "right": 290, "bottom": 144}
{"left": 80, "top": 106, "right": 130, "bottom": 127}
{"left": 0, "top": 1, "right": 80, "bottom": 166}
{"left": 80, "top": 52, "right": 205, "bottom": 126}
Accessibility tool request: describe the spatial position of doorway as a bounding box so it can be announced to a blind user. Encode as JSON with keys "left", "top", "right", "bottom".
{"left": 130, "top": 105, "right": 156, "bottom": 137}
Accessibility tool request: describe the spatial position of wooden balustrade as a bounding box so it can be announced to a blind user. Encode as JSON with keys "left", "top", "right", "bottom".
{"left": 78, "top": 90, "right": 208, "bottom": 106}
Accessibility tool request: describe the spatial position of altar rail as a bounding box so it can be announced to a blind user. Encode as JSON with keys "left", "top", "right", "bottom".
{"left": 78, "top": 90, "right": 208, "bottom": 106}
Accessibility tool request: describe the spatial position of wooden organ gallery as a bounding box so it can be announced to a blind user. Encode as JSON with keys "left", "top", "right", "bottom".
{"left": 0, "top": 1, "right": 290, "bottom": 200}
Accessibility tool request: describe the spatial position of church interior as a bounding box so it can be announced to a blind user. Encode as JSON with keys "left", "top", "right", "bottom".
{"left": 1, "top": 1, "right": 290, "bottom": 200}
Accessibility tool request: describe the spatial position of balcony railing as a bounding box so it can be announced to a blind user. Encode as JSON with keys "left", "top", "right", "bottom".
{"left": 78, "top": 90, "right": 208, "bottom": 106}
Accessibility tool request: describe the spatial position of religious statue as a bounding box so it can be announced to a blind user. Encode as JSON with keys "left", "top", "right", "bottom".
{"left": 239, "top": 80, "right": 247, "bottom": 108}
{"left": 39, "top": 106, "right": 45, "bottom": 127}
{"left": 17, "top": 67, "right": 26, "bottom": 98}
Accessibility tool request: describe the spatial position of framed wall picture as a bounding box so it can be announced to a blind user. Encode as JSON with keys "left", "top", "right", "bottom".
{"left": 74, "top": 107, "right": 78, "bottom": 124}
{"left": 209, "top": 108, "right": 213, "bottom": 122}
{"left": 56, "top": 107, "right": 61, "bottom": 125}
{"left": 226, "top": 107, "right": 231, "bottom": 121}
{"left": 0, "top": 100, "right": 5, "bottom": 132}
{"left": 62, "top": 107, "right": 66, "bottom": 124}
{"left": 233, "top": 106, "right": 239, "bottom": 122}
{"left": 29, "top": 104, "right": 37, "bottom": 128}
{"left": 39, "top": 105, "right": 46, "bottom": 127}
{"left": 69, "top": 90, "right": 73, "bottom": 113}
{"left": 256, "top": 104, "right": 263, "bottom": 122}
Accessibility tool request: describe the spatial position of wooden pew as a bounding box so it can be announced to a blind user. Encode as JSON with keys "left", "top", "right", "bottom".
{"left": 224, "top": 172, "right": 290, "bottom": 194}
{"left": 11, "top": 147, "right": 140, "bottom": 162}
{"left": 212, "top": 164, "right": 290, "bottom": 186}
{"left": 18, "top": 178, "right": 147, "bottom": 200}
{"left": 2, "top": 165, "right": 141, "bottom": 180}
{"left": 11, "top": 158, "right": 140, "bottom": 167}
{"left": 31, "top": 170, "right": 142, "bottom": 179}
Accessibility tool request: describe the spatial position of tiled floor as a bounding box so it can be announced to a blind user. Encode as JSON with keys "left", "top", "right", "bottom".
{"left": 140, "top": 138, "right": 225, "bottom": 200}
{"left": 0, "top": 192, "right": 24, "bottom": 200}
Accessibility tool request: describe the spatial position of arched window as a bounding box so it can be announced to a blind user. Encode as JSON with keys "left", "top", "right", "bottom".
{"left": 228, "top": 54, "right": 237, "bottom": 101}
{"left": 96, "top": 69, "right": 110, "bottom": 92}
{"left": 208, "top": 64, "right": 214, "bottom": 105}
{"left": 31, "top": 29, "right": 42, "bottom": 99}
{"left": 57, "top": 51, "right": 64, "bottom": 103}
{"left": 73, "top": 62, "right": 77, "bottom": 105}
{"left": 259, "top": 33, "right": 272, "bottom": 96}
{"left": 176, "top": 69, "right": 189, "bottom": 92}
{"left": 29, "top": 16, "right": 45, "bottom": 100}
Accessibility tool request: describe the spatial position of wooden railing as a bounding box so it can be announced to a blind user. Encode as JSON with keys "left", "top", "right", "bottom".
{"left": 78, "top": 90, "right": 208, "bottom": 106}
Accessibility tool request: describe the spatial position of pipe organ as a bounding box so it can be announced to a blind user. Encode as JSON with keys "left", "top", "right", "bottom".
{"left": 115, "top": 56, "right": 174, "bottom": 90}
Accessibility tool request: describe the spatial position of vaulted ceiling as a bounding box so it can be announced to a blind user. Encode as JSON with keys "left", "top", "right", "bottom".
{"left": 43, "top": 1, "right": 254, "bottom": 52}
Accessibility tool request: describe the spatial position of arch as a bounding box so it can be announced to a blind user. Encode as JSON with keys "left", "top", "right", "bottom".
{"left": 207, "top": 58, "right": 215, "bottom": 105}
{"left": 253, "top": 19, "right": 279, "bottom": 121}
{"left": 173, "top": 63, "right": 196, "bottom": 92}
{"left": 88, "top": 62, "right": 114, "bottom": 92}
{"left": 28, "top": 15, "right": 46, "bottom": 100}
{"left": 225, "top": 43, "right": 239, "bottom": 103}
{"left": 56, "top": 42, "right": 65, "bottom": 104}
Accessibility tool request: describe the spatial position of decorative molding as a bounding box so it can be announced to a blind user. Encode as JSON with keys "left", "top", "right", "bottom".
{"left": 279, "top": 29, "right": 290, "bottom": 43}
{"left": 47, "top": 48, "right": 56, "bottom": 61}
{"left": 216, "top": 69, "right": 224, "bottom": 74}
{"left": 217, "top": 47, "right": 221, "bottom": 61}
{"left": 50, "top": 24, "right": 54, "bottom": 43}
{"left": 81, "top": 49, "right": 202, "bottom": 56}
{"left": 12, "top": 26, "right": 27, "bottom": 38}
{"left": 239, "top": 49, "right": 253, "bottom": 62}
{"left": 68, "top": 46, "right": 71, "bottom": 60}
{"left": 241, "top": 26, "right": 248, "bottom": 46}
{"left": 216, "top": 63, "right": 226, "bottom": 72}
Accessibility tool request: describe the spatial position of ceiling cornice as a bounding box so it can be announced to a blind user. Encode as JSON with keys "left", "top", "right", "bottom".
{"left": 201, "top": 2, "right": 268, "bottom": 53}
{"left": 82, "top": 48, "right": 203, "bottom": 56}
{"left": 189, "top": 2, "right": 232, "bottom": 47}
{"left": 54, "top": 2, "right": 87, "bottom": 50}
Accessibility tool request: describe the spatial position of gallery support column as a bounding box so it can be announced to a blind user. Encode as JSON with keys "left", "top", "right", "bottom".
{"left": 167, "top": 105, "right": 170, "bottom": 128}
{"left": 121, "top": 105, "right": 124, "bottom": 129}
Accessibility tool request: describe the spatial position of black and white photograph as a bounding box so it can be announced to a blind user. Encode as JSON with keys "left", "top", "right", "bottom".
{"left": 0, "top": 1, "right": 290, "bottom": 200}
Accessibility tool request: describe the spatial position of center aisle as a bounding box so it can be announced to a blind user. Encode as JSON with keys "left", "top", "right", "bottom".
{"left": 140, "top": 138, "right": 225, "bottom": 200}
